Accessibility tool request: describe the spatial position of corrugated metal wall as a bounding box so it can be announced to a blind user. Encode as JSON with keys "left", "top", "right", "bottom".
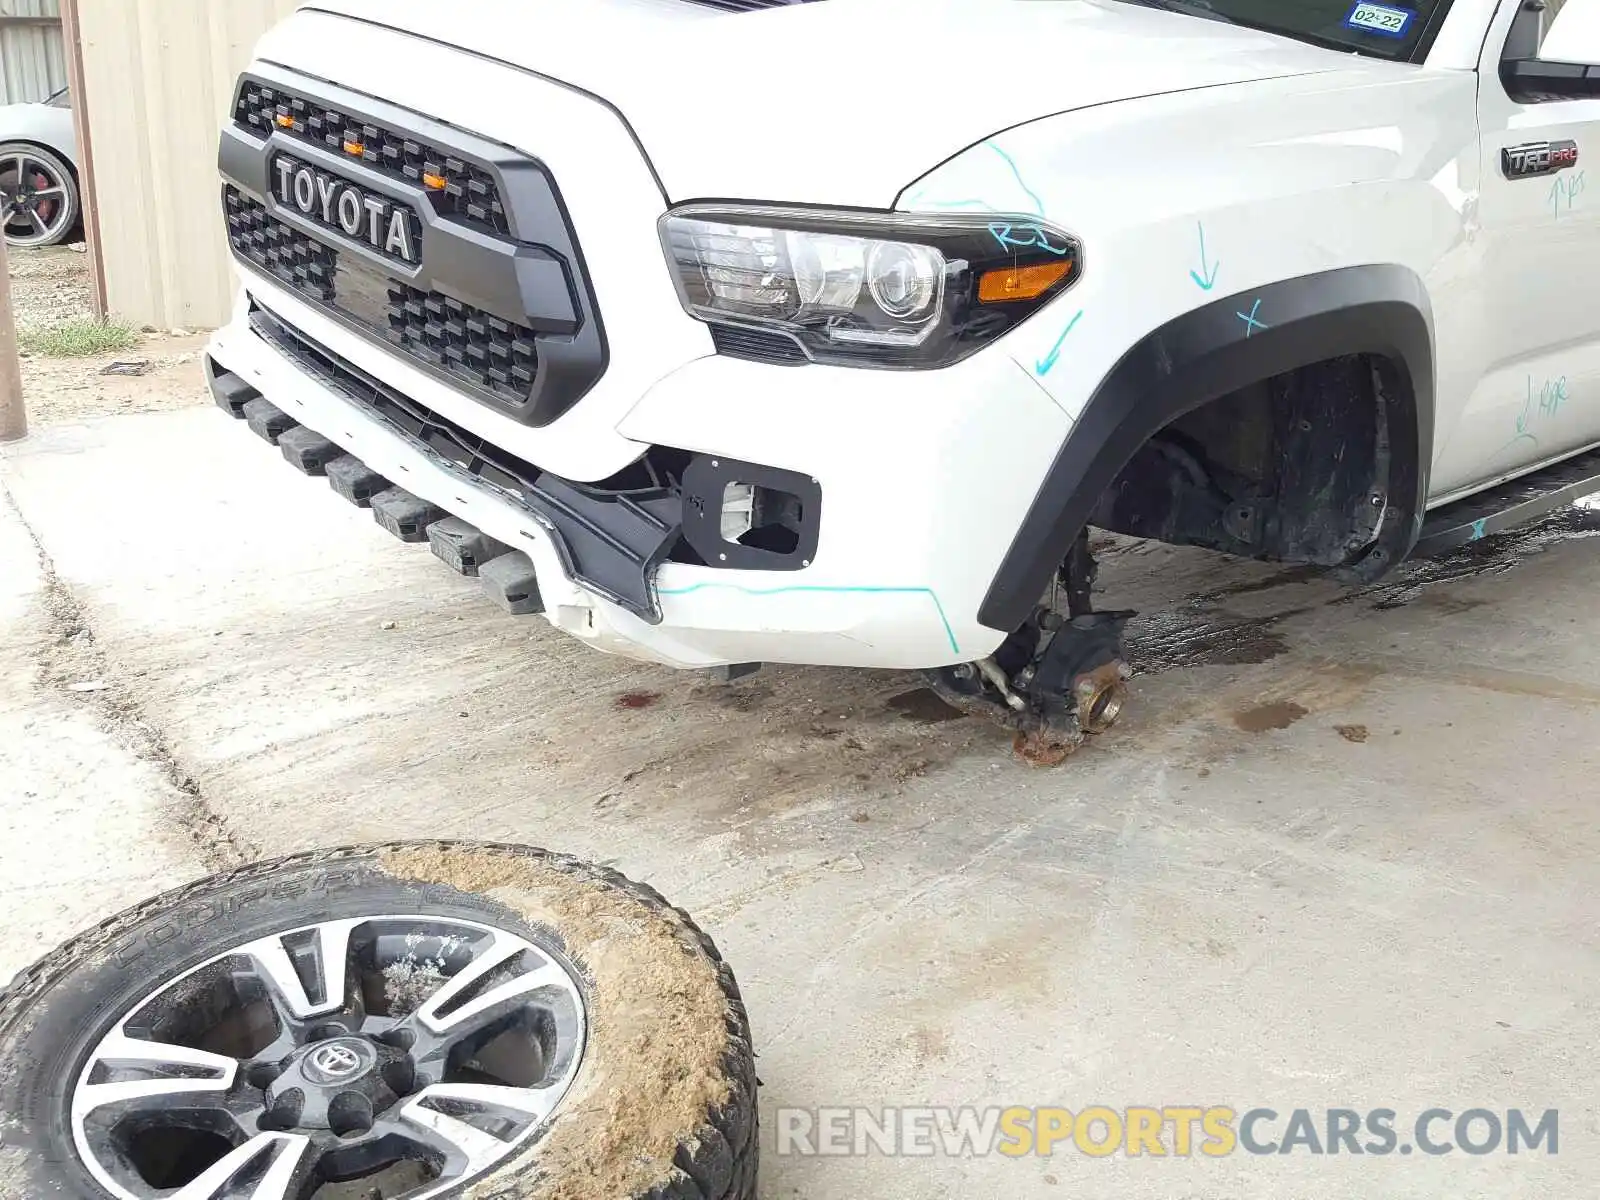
{"left": 78, "top": 0, "right": 298, "bottom": 329}
{"left": 0, "top": 0, "right": 67, "bottom": 105}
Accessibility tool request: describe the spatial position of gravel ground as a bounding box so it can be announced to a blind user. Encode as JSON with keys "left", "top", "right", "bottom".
{"left": 9, "top": 245, "right": 211, "bottom": 427}
{"left": 9, "top": 243, "right": 93, "bottom": 330}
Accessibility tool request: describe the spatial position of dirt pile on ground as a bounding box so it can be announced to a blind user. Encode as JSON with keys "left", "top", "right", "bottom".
{"left": 381, "top": 845, "right": 737, "bottom": 1200}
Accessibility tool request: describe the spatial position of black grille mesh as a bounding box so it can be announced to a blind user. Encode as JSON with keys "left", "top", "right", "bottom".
{"left": 234, "top": 82, "right": 510, "bottom": 239}
{"left": 385, "top": 285, "right": 540, "bottom": 405}
{"left": 225, "top": 188, "right": 539, "bottom": 406}
{"left": 225, "top": 188, "right": 336, "bottom": 303}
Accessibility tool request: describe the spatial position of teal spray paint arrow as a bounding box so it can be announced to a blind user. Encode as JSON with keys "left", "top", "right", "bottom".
{"left": 1190, "top": 221, "right": 1219, "bottom": 291}
{"left": 1035, "top": 310, "right": 1084, "bottom": 377}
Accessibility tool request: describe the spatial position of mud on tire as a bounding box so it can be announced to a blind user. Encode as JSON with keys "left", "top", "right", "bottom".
{"left": 0, "top": 842, "right": 758, "bottom": 1200}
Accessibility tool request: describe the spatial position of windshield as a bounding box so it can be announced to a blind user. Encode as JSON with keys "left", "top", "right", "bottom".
{"left": 1108, "top": 0, "right": 1452, "bottom": 60}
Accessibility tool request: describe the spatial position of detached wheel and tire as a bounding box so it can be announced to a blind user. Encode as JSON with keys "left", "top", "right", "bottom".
{"left": 0, "top": 842, "right": 758, "bottom": 1200}
{"left": 0, "top": 142, "right": 80, "bottom": 248}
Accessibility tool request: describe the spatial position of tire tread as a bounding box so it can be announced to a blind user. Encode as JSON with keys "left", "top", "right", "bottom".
{"left": 0, "top": 841, "right": 759, "bottom": 1200}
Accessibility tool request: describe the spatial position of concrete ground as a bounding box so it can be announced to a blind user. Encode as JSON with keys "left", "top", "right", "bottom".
{"left": 3, "top": 402, "right": 1598, "bottom": 1199}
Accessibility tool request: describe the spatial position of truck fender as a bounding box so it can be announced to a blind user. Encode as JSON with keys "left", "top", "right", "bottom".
{"left": 980, "top": 264, "right": 1435, "bottom": 633}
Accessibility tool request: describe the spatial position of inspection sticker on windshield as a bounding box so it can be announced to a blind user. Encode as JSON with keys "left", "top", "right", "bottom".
{"left": 1345, "top": 2, "right": 1413, "bottom": 35}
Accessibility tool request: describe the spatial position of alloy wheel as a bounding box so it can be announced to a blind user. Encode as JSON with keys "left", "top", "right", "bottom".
{"left": 1, "top": 150, "right": 74, "bottom": 247}
{"left": 69, "top": 915, "right": 586, "bottom": 1200}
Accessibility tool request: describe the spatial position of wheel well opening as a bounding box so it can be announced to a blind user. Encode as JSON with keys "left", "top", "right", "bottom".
{"left": 1090, "top": 353, "right": 1403, "bottom": 568}
{"left": 0, "top": 139, "right": 77, "bottom": 181}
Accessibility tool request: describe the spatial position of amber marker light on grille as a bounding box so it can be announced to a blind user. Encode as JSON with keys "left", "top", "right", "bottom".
{"left": 275, "top": 114, "right": 294, "bottom": 129}
{"left": 343, "top": 140, "right": 365, "bottom": 156}
{"left": 977, "top": 260, "right": 1075, "bottom": 303}
{"left": 423, "top": 173, "right": 448, "bottom": 191}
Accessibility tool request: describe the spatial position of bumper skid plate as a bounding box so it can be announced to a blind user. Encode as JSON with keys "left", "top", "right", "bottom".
{"left": 326, "top": 455, "right": 390, "bottom": 508}
{"left": 427, "top": 517, "right": 512, "bottom": 578}
{"left": 479, "top": 552, "right": 545, "bottom": 615}
{"left": 370, "top": 488, "right": 445, "bottom": 544}
{"left": 209, "top": 363, "right": 260, "bottom": 419}
{"left": 243, "top": 397, "right": 295, "bottom": 445}
{"left": 243, "top": 304, "right": 681, "bottom": 622}
{"left": 277, "top": 426, "right": 343, "bottom": 476}
{"left": 209, "top": 352, "right": 548, "bottom": 622}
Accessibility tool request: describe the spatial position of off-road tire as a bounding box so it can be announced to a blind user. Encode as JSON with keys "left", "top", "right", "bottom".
{"left": 0, "top": 841, "right": 759, "bottom": 1200}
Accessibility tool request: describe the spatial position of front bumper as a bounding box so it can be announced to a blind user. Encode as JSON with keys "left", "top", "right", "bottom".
{"left": 209, "top": 280, "right": 1074, "bottom": 672}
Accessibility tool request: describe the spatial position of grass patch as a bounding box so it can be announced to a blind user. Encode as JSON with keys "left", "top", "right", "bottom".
{"left": 20, "top": 317, "right": 140, "bottom": 358}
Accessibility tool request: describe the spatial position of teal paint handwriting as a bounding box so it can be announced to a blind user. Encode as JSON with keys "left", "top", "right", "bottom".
{"left": 989, "top": 222, "right": 1072, "bottom": 256}
{"left": 1518, "top": 374, "right": 1569, "bottom": 435}
{"left": 1190, "top": 221, "right": 1220, "bottom": 291}
{"left": 985, "top": 141, "right": 1046, "bottom": 217}
{"left": 902, "top": 140, "right": 1046, "bottom": 217}
{"left": 1035, "top": 309, "right": 1084, "bottom": 377}
{"left": 1495, "top": 373, "right": 1569, "bottom": 460}
{"left": 1551, "top": 170, "right": 1586, "bottom": 218}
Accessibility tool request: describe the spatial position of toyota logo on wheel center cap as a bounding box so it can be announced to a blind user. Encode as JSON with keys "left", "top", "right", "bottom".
{"left": 304, "top": 1039, "right": 373, "bottom": 1084}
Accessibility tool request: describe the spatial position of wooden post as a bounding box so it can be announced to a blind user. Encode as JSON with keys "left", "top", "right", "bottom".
{"left": 59, "top": 0, "right": 108, "bottom": 320}
{"left": 0, "top": 234, "right": 25, "bottom": 443}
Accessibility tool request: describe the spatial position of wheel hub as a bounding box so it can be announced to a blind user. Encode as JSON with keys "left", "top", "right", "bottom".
{"left": 264, "top": 1035, "right": 409, "bottom": 1133}
{"left": 302, "top": 1037, "right": 375, "bottom": 1085}
{"left": 928, "top": 531, "right": 1135, "bottom": 765}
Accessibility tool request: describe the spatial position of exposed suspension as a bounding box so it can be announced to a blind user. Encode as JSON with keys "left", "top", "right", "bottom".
{"left": 931, "top": 530, "right": 1134, "bottom": 765}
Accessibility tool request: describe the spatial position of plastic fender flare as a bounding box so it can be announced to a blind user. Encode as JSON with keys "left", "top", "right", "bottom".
{"left": 979, "top": 263, "right": 1435, "bottom": 633}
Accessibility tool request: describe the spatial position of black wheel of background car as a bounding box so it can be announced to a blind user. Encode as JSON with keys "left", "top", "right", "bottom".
{"left": 0, "top": 141, "right": 79, "bottom": 248}
{"left": 0, "top": 842, "right": 759, "bottom": 1200}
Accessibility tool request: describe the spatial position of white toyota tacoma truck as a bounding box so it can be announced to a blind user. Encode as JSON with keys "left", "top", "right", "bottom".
{"left": 208, "top": 0, "right": 1600, "bottom": 759}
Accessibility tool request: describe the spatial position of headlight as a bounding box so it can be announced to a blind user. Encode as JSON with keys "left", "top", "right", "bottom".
{"left": 659, "top": 204, "right": 1082, "bottom": 368}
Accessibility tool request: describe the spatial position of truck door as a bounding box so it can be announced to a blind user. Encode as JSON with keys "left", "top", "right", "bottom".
{"left": 1436, "top": 0, "right": 1600, "bottom": 496}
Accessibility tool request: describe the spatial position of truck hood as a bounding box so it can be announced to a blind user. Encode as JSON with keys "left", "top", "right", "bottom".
{"left": 303, "top": 0, "right": 1354, "bottom": 207}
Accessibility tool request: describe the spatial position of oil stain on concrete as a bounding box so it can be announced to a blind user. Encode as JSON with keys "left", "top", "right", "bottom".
{"left": 1233, "top": 699, "right": 1310, "bottom": 732}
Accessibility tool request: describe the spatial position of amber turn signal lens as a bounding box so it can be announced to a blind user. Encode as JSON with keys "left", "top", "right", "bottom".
{"left": 422, "top": 173, "right": 448, "bottom": 191}
{"left": 972, "top": 262, "right": 1075, "bottom": 305}
{"left": 978, "top": 260, "right": 1074, "bottom": 303}
{"left": 343, "top": 140, "right": 365, "bottom": 156}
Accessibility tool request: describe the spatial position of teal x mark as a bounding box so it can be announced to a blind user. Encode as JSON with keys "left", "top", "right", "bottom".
{"left": 1237, "top": 299, "right": 1267, "bottom": 337}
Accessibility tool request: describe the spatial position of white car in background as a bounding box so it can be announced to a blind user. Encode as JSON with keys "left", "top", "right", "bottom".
{"left": 0, "top": 85, "right": 80, "bottom": 248}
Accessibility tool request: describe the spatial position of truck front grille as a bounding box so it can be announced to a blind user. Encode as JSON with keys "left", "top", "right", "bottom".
{"left": 234, "top": 82, "right": 509, "bottom": 238}
{"left": 225, "top": 188, "right": 541, "bottom": 408}
{"left": 386, "top": 282, "right": 539, "bottom": 404}
{"left": 226, "top": 188, "right": 335, "bottom": 303}
{"left": 222, "top": 68, "right": 608, "bottom": 428}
